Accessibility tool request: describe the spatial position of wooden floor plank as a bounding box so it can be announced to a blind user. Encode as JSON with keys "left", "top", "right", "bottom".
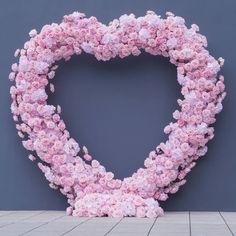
{"left": 190, "top": 212, "right": 232, "bottom": 236}
{"left": 106, "top": 217, "right": 155, "bottom": 236}
{"left": 0, "top": 211, "right": 44, "bottom": 227}
{"left": 21, "top": 212, "right": 67, "bottom": 235}
{"left": 63, "top": 217, "right": 121, "bottom": 236}
{"left": 149, "top": 212, "right": 190, "bottom": 236}
{"left": 220, "top": 212, "right": 236, "bottom": 235}
{"left": 0, "top": 211, "right": 17, "bottom": 217}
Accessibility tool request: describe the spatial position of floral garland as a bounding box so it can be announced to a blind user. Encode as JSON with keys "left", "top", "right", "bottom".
{"left": 9, "top": 11, "right": 226, "bottom": 218}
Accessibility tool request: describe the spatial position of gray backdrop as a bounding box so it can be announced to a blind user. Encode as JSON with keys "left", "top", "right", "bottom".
{"left": 0, "top": 0, "right": 235, "bottom": 211}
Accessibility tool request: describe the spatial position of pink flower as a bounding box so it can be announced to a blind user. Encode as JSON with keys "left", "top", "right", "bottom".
{"left": 28, "top": 154, "right": 36, "bottom": 161}
{"left": 83, "top": 154, "right": 92, "bottom": 161}
{"left": 146, "top": 209, "right": 158, "bottom": 218}
{"left": 66, "top": 206, "right": 73, "bottom": 216}
{"left": 138, "top": 28, "right": 150, "bottom": 41}
{"left": 165, "top": 160, "right": 174, "bottom": 169}
{"left": 91, "top": 160, "right": 100, "bottom": 168}
{"left": 167, "top": 38, "right": 177, "bottom": 49}
{"left": 180, "top": 143, "right": 190, "bottom": 152}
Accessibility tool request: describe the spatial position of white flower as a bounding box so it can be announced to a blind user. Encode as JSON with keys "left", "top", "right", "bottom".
{"left": 177, "top": 74, "right": 186, "bottom": 85}
{"left": 167, "top": 38, "right": 177, "bottom": 49}
{"left": 101, "top": 33, "right": 113, "bottom": 44}
{"left": 197, "top": 123, "right": 208, "bottom": 134}
{"left": 34, "top": 61, "right": 49, "bottom": 74}
{"left": 81, "top": 42, "right": 94, "bottom": 53}
{"left": 18, "top": 56, "right": 30, "bottom": 72}
{"left": 119, "top": 14, "right": 135, "bottom": 26}
{"left": 217, "top": 57, "right": 225, "bottom": 67}
{"left": 215, "top": 103, "right": 223, "bottom": 113}
{"left": 185, "top": 91, "right": 197, "bottom": 102}
{"left": 207, "top": 60, "right": 220, "bottom": 74}
{"left": 29, "top": 29, "right": 37, "bottom": 38}
{"left": 147, "top": 15, "right": 161, "bottom": 26}
{"left": 31, "top": 88, "right": 47, "bottom": 102}
{"left": 138, "top": 28, "right": 150, "bottom": 41}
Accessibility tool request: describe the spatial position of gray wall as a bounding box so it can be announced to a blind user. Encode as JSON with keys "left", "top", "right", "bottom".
{"left": 0, "top": 0, "right": 235, "bottom": 211}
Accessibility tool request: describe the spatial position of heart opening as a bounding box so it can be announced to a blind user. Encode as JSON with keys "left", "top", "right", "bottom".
{"left": 48, "top": 52, "right": 180, "bottom": 180}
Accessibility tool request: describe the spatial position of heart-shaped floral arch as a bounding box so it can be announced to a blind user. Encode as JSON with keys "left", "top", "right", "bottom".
{"left": 9, "top": 11, "right": 226, "bottom": 217}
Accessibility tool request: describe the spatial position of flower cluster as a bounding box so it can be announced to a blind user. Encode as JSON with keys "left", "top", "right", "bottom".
{"left": 9, "top": 11, "right": 225, "bottom": 217}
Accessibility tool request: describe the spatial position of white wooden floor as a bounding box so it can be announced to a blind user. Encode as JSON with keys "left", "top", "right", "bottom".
{"left": 0, "top": 211, "right": 235, "bottom": 236}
